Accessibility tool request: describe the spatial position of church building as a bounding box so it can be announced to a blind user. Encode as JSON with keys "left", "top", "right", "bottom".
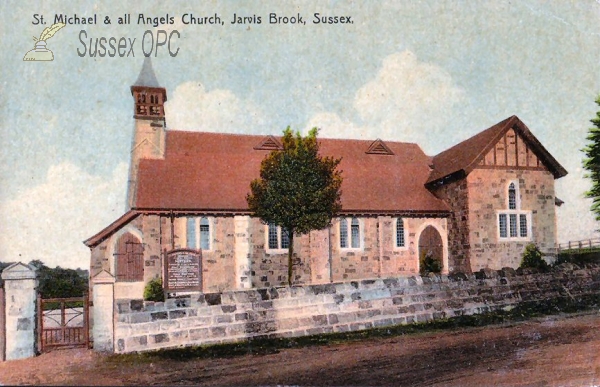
{"left": 85, "top": 59, "right": 567, "bottom": 299}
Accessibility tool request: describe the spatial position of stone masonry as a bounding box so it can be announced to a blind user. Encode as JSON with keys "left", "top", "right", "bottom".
{"left": 430, "top": 178, "right": 470, "bottom": 273}
{"left": 110, "top": 264, "right": 600, "bottom": 354}
{"left": 91, "top": 213, "right": 450, "bottom": 300}
{"left": 467, "top": 168, "right": 556, "bottom": 271}
{"left": 1, "top": 263, "right": 38, "bottom": 360}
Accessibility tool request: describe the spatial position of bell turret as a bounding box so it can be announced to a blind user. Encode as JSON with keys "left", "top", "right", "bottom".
{"left": 130, "top": 57, "right": 167, "bottom": 120}
{"left": 126, "top": 57, "right": 167, "bottom": 210}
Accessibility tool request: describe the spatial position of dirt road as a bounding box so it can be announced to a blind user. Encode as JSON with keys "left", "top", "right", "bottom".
{"left": 1, "top": 312, "right": 599, "bottom": 386}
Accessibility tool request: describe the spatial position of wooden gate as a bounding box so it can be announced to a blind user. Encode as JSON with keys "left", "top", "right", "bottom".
{"left": 37, "top": 295, "right": 90, "bottom": 352}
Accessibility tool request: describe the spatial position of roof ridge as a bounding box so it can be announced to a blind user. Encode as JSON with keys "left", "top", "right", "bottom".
{"left": 434, "top": 115, "right": 516, "bottom": 160}
{"left": 166, "top": 129, "right": 420, "bottom": 146}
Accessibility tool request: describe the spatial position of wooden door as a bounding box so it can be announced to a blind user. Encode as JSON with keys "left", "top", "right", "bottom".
{"left": 115, "top": 233, "right": 144, "bottom": 281}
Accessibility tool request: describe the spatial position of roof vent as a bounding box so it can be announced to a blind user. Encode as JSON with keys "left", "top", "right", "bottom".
{"left": 366, "top": 139, "right": 394, "bottom": 155}
{"left": 253, "top": 135, "right": 283, "bottom": 151}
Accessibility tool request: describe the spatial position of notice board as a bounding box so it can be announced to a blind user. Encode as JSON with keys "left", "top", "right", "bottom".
{"left": 164, "top": 249, "right": 202, "bottom": 292}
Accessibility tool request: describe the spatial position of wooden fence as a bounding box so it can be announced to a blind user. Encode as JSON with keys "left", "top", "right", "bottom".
{"left": 557, "top": 238, "right": 600, "bottom": 253}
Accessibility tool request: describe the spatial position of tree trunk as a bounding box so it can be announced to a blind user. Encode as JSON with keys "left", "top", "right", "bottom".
{"left": 287, "top": 229, "right": 294, "bottom": 286}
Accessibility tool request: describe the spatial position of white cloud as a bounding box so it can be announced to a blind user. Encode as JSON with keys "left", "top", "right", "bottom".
{"left": 305, "top": 112, "right": 373, "bottom": 140}
{"left": 0, "top": 162, "right": 128, "bottom": 269}
{"left": 165, "top": 82, "right": 266, "bottom": 133}
{"left": 306, "top": 51, "right": 465, "bottom": 150}
{"left": 355, "top": 51, "right": 464, "bottom": 125}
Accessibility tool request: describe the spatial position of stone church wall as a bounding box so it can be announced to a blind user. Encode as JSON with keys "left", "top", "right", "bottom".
{"left": 328, "top": 217, "right": 448, "bottom": 281}
{"left": 197, "top": 217, "right": 237, "bottom": 293}
{"left": 110, "top": 264, "right": 600, "bottom": 354}
{"left": 467, "top": 168, "right": 557, "bottom": 271}
{"left": 329, "top": 217, "right": 380, "bottom": 281}
{"left": 378, "top": 216, "right": 419, "bottom": 277}
{"left": 89, "top": 216, "right": 146, "bottom": 300}
{"left": 430, "top": 179, "right": 471, "bottom": 274}
{"left": 90, "top": 213, "right": 449, "bottom": 299}
{"left": 248, "top": 218, "right": 312, "bottom": 288}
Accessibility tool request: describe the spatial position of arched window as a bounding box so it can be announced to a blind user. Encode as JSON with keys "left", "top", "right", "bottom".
{"left": 199, "top": 217, "right": 210, "bottom": 250}
{"left": 339, "top": 218, "right": 348, "bottom": 248}
{"left": 351, "top": 218, "right": 360, "bottom": 248}
{"left": 281, "top": 228, "right": 290, "bottom": 249}
{"left": 508, "top": 182, "right": 517, "bottom": 209}
{"left": 340, "top": 217, "right": 361, "bottom": 249}
{"left": 396, "top": 218, "right": 405, "bottom": 248}
{"left": 187, "top": 217, "right": 212, "bottom": 250}
{"left": 268, "top": 223, "right": 278, "bottom": 249}
{"left": 266, "top": 223, "right": 289, "bottom": 251}
{"left": 114, "top": 232, "right": 144, "bottom": 282}
{"left": 186, "top": 217, "right": 196, "bottom": 249}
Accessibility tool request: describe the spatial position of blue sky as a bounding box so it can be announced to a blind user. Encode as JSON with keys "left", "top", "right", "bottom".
{"left": 1, "top": 1, "right": 599, "bottom": 269}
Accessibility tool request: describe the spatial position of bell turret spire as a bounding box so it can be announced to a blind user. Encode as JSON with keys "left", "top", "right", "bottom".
{"left": 133, "top": 56, "right": 160, "bottom": 87}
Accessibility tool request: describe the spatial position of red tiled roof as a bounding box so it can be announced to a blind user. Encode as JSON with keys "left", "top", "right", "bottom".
{"left": 426, "top": 115, "right": 567, "bottom": 185}
{"left": 134, "top": 131, "right": 451, "bottom": 214}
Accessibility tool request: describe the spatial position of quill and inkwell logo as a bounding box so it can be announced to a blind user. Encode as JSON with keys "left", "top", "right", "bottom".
{"left": 23, "top": 22, "right": 66, "bottom": 61}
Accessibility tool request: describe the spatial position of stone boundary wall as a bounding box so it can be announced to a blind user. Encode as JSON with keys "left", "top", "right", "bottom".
{"left": 113, "top": 264, "right": 600, "bottom": 354}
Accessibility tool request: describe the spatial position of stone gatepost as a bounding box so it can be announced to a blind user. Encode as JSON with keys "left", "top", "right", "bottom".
{"left": 92, "top": 270, "right": 115, "bottom": 352}
{"left": 0, "top": 287, "right": 5, "bottom": 361}
{"left": 1, "top": 262, "right": 38, "bottom": 360}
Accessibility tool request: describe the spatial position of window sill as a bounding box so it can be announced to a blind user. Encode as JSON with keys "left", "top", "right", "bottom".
{"left": 265, "top": 248, "right": 289, "bottom": 255}
{"left": 498, "top": 237, "right": 531, "bottom": 242}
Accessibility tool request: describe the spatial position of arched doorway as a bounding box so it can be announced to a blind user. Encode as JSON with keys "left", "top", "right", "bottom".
{"left": 418, "top": 226, "right": 443, "bottom": 274}
{"left": 114, "top": 232, "right": 144, "bottom": 281}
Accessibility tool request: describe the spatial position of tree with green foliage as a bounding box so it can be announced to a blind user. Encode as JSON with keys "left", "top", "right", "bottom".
{"left": 583, "top": 96, "right": 600, "bottom": 222}
{"left": 28, "top": 259, "right": 89, "bottom": 298}
{"left": 247, "top": 127, "right": 343, "bottom": 286}
{"left": 0, "top": 261, "right": 12, "bottom": 272}
{"left": 519, "top": 243, "right": 549, "bottom": 272}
